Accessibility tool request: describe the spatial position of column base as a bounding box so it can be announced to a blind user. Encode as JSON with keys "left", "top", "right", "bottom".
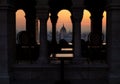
{"left": 72, "top": 58, "right": 87, "bottom": 64}
{"left": 0, "top": 73, "right": 10, "bottom": 84}
{"left": 35, "top": 57, "right": 48, "bottom": 65}
{"left": 109, "top": 75, "right": 120, "bottom": 84}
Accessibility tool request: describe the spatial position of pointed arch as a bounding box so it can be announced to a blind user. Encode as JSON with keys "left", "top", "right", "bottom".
{"left": 81, "top": 9, "right": 91, "bottom": 41}
{"left": 16, "top": 9, "right": 26, "bottom": 31}
{"left": 16, "top": 9, "right": 26, "bottom": 43}
{"left": 102, "top": 11, "right": 106, "bottom": 43}
{"left": 57, "top": 9, "right": 72, "bottom": 42}
{"left": 57, "top": 9, "right": 72, "bottom": 32}
{"left": 47, "top": 13, "right": 52, "bottom": 41}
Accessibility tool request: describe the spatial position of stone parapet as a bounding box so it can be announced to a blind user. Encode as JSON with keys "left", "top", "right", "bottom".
{"left": 12, "top": 64, "right": 108, "bottom": 83}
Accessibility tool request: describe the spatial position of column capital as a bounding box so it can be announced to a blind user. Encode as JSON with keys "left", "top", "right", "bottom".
{"left": 0, "top": 4, "right": 15, "bottom": 11}
{"left": 90, "top": 12, "right": 103, "bottom": 21}
{"left": 106, "top": 3, "right": 120, "bottom": 11}
{"left": 90, "top": 8, "right": 104, "bottom": 15}
{"left": 71, "top": 7, "right": 83, "bottom": 23}
{"left": 50, "top": 15, "right": 58, "bottom": 24}
{"left": 89, "top": 9, "right": 104, "bottom": 26}
{"left": 0, "top": 0, "right": 8, "bottom": 5}
{"left": 36, "top": 9, "right": 49, "bottom": 21}
{"left": 37, "top": 14, "right": 49, "bottom": 21}
{"left": 36, "top": 12, "right": 48, "bottom": 64}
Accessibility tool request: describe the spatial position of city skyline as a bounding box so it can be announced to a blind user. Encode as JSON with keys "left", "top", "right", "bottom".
{"left": 16, "top": 9, "right": 106, "bottom": 33}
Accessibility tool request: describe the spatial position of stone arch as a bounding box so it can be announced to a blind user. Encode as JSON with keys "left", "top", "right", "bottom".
{"left": 102, "top": 11, "right": 106, "bottom": 43}
{"left": 48, "top": 0, "right": 73, "bottom": 57}
{"left": 48, "top": 0, "right": 72, "bottom": 17}
{"left": 83, "top": 3, "right": 107, "bottom": 46}
{"left": 81, "top": 9, "right": 91, "bottom": 41}
{"left": 2, "top": 0, "right": 119, "bottom": 84}
{"left": 16, "top": 9, "right": 26, "bottom": 44}
{"left": 57, "top": 9, "right": 72, "bottom": 30}
{"left": 57, "top": 9, "right": 72, "bottom": 42}
{"left": 13, "top": 0, "right": 37, "bottom": 45}
{"left": 48, "top": 0, "right": 73, "bottom": 58}
{"left": 48, "top": 0, "right": 72, "bottom": 10}
{"left": 16, "top": 9, "right": 26, "bottom": 29}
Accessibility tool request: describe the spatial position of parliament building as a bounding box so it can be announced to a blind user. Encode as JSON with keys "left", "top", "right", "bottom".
{"left": 0, "top": 0, "right": 120, "bottom": 84}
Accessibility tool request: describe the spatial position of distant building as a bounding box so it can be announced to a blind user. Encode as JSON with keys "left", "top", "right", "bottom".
{"left": 59, "top": 24, "right": 67, "bottom": 40}
{"left": 1, "top": 0, "right": 119, "bottom": 84}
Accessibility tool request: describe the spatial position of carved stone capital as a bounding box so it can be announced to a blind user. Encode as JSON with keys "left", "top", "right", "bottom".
{"left": 50, "top": 15, "right": 58, "bottom": 24}
{"left": 71, "top": 8, "right": 83, "bottom": 23}
{"left": 37, "top": 10, "right": 49, "bottom": 21}
{"left": 106, "top": 3, "right": 120, "bottom": 11}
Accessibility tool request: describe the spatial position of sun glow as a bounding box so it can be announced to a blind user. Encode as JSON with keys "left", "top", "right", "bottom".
{"left": 102, "top": 11, "right": 106, "bottom": 33}
{"left": 81, "top": 10, "right": 91, "bottom": 32}
{"left": 57, "top": 9, "right": 72, "bottom": 31}
{"left": 16, "top": 9, "right": 26, "bottom": 31}
{"left": 16, "top": 9, "right": 106, "bottom": 33}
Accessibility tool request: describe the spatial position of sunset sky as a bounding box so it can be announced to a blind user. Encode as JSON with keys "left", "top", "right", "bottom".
{"left": 16, "top": 9, "right": 106, "bottom": 33}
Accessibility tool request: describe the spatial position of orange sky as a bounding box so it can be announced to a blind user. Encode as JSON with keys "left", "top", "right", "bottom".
{"left": 16, "top": 9, "right": 106, "bottom": 33}
{"left": 16, "top": 10, "right": 26, "bottom": 31}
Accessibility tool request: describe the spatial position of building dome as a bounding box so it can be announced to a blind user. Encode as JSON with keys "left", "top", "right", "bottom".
{"left": 59, "top": 24, "right": 67, "bottom": 40}
{"left": 60, "top": 24, "right": 66, "bottom": 33}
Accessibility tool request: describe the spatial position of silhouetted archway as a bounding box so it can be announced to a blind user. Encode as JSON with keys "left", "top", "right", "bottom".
{"left": 16, "top": 9, "right": 26, "bottom": 44}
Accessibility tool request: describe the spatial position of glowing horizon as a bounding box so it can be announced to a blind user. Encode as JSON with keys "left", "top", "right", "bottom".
{"left": 16, "top": 10, "right": 26, "bottom": 31}
{"left": 16, "top": 9, "right": 106, "bottom": 33}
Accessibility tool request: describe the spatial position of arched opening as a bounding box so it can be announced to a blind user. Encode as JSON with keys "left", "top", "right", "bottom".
{"left": 49, "top": 9, "right": 73, "bottom": 60}
{"left": 47, "top": 13, "right": 52, "bottom": 41}
{"left": 36, "top": 16, "right": 52, "bottom": 44}
{"left": 57, "top": 9, "right": 72, "bottom": 43}
{"left": 36, "top": 18, "right": 40, "bottom": 44}
{"left": 102, "top": 11, "right": 106, "bottom": 43}
{"left": 16, "top": 9, "right": 26, "bottom": 44}
{"left": 48, "top": 9, "right": 73, "bottom": 59}
{"left": 36, "top": 15, "right": 52, "bottom": 45}
{"left": 82, "top": 10, "right": 107, "bottom": 63}
{"left": 81, "top": 9, "right": 91, "bottom": 41}
{"left": 16, "top": 9, "right": 39, "bottom": 64}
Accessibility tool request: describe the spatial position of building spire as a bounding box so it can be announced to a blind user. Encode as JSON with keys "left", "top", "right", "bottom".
{"left": 63, "top": 24, "right": 64, "bottom": 27}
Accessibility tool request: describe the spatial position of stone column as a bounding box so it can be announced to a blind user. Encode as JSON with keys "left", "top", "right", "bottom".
{"left": 90, "top": 12, "right": 103, "bottom": 33}
{"left": 35, "top": 18, "right": 39, "bottom": 44}
{"left": 50, "top": 14, "right": 58, "bottom": 44}
{"left": 50, "top": 14, "right": 58, "bottom": 56}
{"left": 36, "top": 10, "right": 49, "bottom": 64}
{"left": 0, "top": 4, "right": 16, "bottom": 84}
{"left": 25, "top": 10, "right": 36, "bottom": 45}
{"left": 106, "top": 2, "right": 120, "bottom": 84}
{"left": 89, "top": 10, "right": 104, "bottom": 46}
{"left": 71, "top": 8, "right": 83, "bottom": 63}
